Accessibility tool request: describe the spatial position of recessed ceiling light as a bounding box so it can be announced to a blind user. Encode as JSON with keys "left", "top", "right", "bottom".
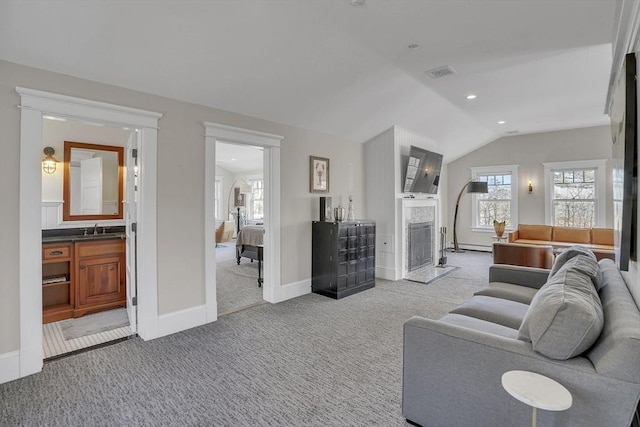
{"left": 349, "top": 0, "right": 365, "bottom": 6}
{"left": 466, "top": 94, "right": 477, "bottom": 100}
{"left": 498, "top": 120, "right": 506, "bottom": 124}
{"left": 231, "top": 158, "right": 237, "bottom": 161}
{"left": 407, "top": 43, "right": 420, "bottom": 50}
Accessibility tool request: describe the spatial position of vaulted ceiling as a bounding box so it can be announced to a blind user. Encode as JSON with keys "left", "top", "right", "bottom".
{"left": 0, "top": 0, "right": 617, "bottom": 162}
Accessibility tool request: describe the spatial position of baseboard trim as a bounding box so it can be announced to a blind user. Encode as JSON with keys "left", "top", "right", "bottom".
{"left": 375, "top": 266, "right": 398, "bottom": 281}
{"left": 275, "top": 279, "right": 310, "bottom": 303}
{"left": 0, "top": 351, "right": 20, "bottom": 384}
{"left": 157, "top": 304, "right": 209, "bottom": 338}
{"left": 459, "top": 244, "right": 492, "bottom": 253}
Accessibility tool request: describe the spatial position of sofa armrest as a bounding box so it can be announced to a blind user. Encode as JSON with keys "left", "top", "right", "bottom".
{"left": 508, "top": 230, "right": 519, "bottom": 242}
{"left": 488, "top": 264, "right": 550, "bottom": 289}
{"left": 402, "top": 317, "right": 639, "bottom": 427}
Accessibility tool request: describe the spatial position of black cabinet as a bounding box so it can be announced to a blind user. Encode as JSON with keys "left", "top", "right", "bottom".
{"left": 312, "top": 220, "right": 375, "bottom": 299}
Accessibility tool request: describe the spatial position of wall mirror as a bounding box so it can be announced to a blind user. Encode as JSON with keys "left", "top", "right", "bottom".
{"left": 63, "top": 141, "right": 124, "bottom": 221}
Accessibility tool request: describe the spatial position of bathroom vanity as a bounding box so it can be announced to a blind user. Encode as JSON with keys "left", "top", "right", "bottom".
{"left": 42, "top": 228, "right": 126, "bottom": 323}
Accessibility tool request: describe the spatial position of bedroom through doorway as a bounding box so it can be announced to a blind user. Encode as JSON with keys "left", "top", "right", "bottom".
{"left": 215, "top": 141, "right": 266, "bottom": 315}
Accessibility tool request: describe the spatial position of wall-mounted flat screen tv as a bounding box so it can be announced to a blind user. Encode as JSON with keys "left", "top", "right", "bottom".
{"left": 403, "top": 146, "right": 443, "bottom": 194}
{"left": 609, "top": 52, "right": 637, "bottom": 271}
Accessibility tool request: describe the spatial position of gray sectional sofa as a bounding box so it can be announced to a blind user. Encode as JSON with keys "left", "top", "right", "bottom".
{"left": 402, "top": 248, "right": 640, "bottom": 427}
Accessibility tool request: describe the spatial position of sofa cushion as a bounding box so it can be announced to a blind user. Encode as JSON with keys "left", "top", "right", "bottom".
{"left": 518, "top": 256, "right": 604, "bottom": 360}
{"left": 440, "top": 313, "right": 519, "bottom": 339}
{"left": 474, "top": 282, "right": 538, "bottom": 305}
{"left": 548, "top": 245, "right": 598, "bottom": 279}
{"left": 588, "top": 259, "right": 640, "bottom": 382}
{"left": 450, "top": 295, "right": 529, "bottom": 329}
{"left": 518, "top": 224, "right": 553, "bottom": 241}
{"left": 552, "top": 227, "right": 591, "bottom": 244}
{"left": 591, "top": 228, "right": 614, "bottom": 246}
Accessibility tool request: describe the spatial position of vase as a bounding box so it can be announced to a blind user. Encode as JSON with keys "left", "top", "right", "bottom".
{"left": 493, "top": 220, "right": 506, "bottom": 237}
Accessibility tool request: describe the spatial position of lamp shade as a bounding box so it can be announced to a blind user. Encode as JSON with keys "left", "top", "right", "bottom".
{"left": 466, "top": 181, "right": 488, "bottom": 194}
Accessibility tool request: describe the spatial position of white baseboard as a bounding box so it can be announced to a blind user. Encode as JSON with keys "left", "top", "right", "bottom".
{"left": 0, "top": 351, "right": 20, "bottom": 384}
{"left": 274, "top": 279, "right": 310, "bottom": 303}
{"left": 157, "top": 304, "right": 209, "bottom": 338}
{"left": 459, "top": 244, "right": 492, "bottom": 252}
{"left": 375, "top": 266, "right": 398, "bottom": 281}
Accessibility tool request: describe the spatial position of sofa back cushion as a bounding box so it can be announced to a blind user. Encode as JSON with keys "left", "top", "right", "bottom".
{"left": 518, "top": 224, "right": 552, "bottom": 241}
{"left": 548, "top": 245, "right": 597, "bottom": 279}
{"left": 587, "top": 259, "right": 640, "bottom": 383}
{"left": 552, "top": 227, "right": 591, "bottom": 243}
{"left": 517, "top": 255, "right": 603, "bottom": 360}
{"left": 591, "top": 228, "right": 614, "bottom": 246}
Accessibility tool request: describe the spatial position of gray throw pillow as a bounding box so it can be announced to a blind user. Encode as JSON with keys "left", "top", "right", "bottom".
{"left": 548, "top": 245, "right": 597, "bottom": 279}
{"left": 518, "top": 255, "right": 603, "bottom": 360}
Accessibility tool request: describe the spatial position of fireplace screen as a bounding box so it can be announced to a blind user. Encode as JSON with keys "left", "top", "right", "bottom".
{"left": 408, "top": 222, "right": 433, "bottom": 272}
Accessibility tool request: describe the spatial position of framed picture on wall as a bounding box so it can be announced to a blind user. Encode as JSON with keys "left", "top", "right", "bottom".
{"left": 234, "top": 187, "right": 246, "bottom": 207}
{"left": 310, "top": 156, "right": 330, "bottom": 193}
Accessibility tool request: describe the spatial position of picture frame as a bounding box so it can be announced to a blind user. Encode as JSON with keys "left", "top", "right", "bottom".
{"left": 234, "top": 187, "right": 246, "bottom": 207}
{"left": 310, "top": 155, "right": 330, "bottom": 193}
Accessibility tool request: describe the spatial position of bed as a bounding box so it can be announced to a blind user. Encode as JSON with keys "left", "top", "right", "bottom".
{"left": 236, "top": 225, "right": 264, "bottom": 286}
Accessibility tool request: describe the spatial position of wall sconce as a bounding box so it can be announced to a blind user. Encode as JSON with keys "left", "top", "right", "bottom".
{"left": 42, "top": 147, "right": 59, "bottom": 174}
{"left": 528, "top": 181, "right": 533, "bottom": 194}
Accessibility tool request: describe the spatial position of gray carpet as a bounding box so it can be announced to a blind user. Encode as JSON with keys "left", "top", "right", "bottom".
{"left": 216, "top": 244, "right": 265, "bottom": 315}
{"left": 61, "top": 308, "right": 130, "bottom": 340}
{"left": 0, "top": 251, "right": 491, "bottom": 427}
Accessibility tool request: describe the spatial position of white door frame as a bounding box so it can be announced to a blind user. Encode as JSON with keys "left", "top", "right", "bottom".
{"left": 204, "top": 122, "right": 282, "bottom": 320}
{"left": 17, "top": 87, "right": 162, "bottom": 379}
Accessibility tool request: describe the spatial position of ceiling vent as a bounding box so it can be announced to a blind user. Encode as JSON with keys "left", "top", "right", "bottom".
{"left": 425, "top": 65, "right": 456, "bottom": 79}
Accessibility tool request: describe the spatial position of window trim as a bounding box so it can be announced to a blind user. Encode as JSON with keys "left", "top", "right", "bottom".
{"left": 543, "top": 159, "right": 607, "bottom": 227}
{"left": 470, "top": 164, "right": 519, "bottom": 233}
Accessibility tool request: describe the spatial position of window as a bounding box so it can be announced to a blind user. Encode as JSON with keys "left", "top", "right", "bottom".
{"left": 471, "top": 165, "right": 519, "bottom": 232}
{"left": 215, "top": 176, "right": 222, "bottom": 219}
{"left": 249, "top": 178, "right": 264, "bottom": 220}
{"left": 544, "top": 160, "right": 606, "bottom": 228}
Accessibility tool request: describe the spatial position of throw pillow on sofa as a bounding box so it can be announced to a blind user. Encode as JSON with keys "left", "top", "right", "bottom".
{"left": 548, "top": 245, "right": 598, "bottom": 279}
{"left": 518, "top": 255, "right": 603, "bottom": 360}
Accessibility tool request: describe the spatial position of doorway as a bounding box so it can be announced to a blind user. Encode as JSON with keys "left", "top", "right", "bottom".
{"left": 17, "top": 87, "right": 162, "bottom": 378}
{"left": 204, "top": 122, "right": 283, "bottom": 320}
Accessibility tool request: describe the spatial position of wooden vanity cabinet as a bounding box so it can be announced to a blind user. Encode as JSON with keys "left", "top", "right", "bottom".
{"left": 41, "top": 238, "right": 126, "bottom": 323}
{"left": 42, "top": 243, "right": 74, "bottom": 323}
{"left": 74, "top": 240, "right": 126, "bottom": 317}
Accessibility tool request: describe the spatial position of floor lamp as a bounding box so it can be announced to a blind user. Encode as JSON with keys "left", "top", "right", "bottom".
{"left": 227, "top": 179, "right": 251, "bottom": 232}
{"left": 452, "top": 180, "right": 488, "bottom": 252}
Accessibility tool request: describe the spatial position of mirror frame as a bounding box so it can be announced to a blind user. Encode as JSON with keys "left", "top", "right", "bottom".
{"left": 62, "top": 141, "right": 124, "bottom": 221}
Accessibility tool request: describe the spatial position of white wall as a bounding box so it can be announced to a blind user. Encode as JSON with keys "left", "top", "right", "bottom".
{"left": 446, "top": 126, "right": 614, "bottom": 249}
{"left": 0, "top": 60, "right": 364, "bottom": 354}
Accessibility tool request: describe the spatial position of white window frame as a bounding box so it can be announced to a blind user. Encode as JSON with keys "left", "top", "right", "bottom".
{"left": 543, "top": 159, "right": 607, "bottom": 227}
{"left": 246, "top": 173, "right": 263, "bottom": 220}
{"left": 470, "top": 165, "right": 519, "bottom": 233}
{"left": 215, "top": 176, "right": 223, "bottom": 220}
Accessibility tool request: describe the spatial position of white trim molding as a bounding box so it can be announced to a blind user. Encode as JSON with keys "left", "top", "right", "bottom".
{"left": 543, "top": 159, "right": 607, "bottom": 227}
{"left": 16, "top": 87, "right": 162, "bottom": 382}
{"left": 0, "top": 351, "right": 21, "bottom": 384}
{"left": 158, "top": 305, "right": 208, "bottom": 338}
{"left": 204, "top": 122, "right": 283, "bottom": 323}
{"left": 470, "top": 164, "right": 519, "bottom": 232}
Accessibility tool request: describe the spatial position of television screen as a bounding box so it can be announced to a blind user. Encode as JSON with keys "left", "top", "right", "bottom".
{"left": 609, "top": 52, "right": 637, "bottom": 271}
{"left": 403, "top": 146, "right": 443, "bottom": 194}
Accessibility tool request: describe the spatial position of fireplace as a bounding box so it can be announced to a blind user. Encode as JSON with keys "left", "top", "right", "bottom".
{"left": 408, "top": 222, "right": 433, "bottom": 272}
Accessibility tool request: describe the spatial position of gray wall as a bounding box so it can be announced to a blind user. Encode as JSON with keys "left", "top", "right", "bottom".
{"left": 0, "top": 60, "right": 364, "bottom": 354}
{"left": 446, "top": 126, "right": 614, "bottom": 249}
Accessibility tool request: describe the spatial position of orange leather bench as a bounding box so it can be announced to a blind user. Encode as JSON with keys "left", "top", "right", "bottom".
{"left": 507, "top": 224, "right": 614, "bottom": 261}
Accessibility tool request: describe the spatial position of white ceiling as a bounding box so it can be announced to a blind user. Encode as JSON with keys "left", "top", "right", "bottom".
{"left": 216, "top": 142, "right": 263, "bottom": 174}
{"left": 0, "top": 0, "right": 617, "bottom": 162}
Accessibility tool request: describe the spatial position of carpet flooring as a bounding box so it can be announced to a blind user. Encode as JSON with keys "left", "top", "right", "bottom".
{"left": 216, "top": 243, "right": 265, "bottom": 315}
{"left": 0, "top": 251, "right": 492, "bottom": 427}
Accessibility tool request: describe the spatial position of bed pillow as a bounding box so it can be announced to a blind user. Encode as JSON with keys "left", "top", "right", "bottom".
{"left": 518, "top": 255, "right": 603, "bottom": 360}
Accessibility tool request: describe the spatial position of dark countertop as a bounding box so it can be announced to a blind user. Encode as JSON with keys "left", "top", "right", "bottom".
{"left": 42, "top": 226, "right": 126, "bottom": 244}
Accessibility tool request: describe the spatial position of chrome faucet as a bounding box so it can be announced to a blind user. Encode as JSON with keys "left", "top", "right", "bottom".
{"left": 93, "top": 223, "right": 99, "bottom": 236}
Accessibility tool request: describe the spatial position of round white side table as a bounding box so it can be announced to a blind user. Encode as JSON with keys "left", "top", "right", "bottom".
{"left": 501, "top": 370, "right": 572, "bottom": 427}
